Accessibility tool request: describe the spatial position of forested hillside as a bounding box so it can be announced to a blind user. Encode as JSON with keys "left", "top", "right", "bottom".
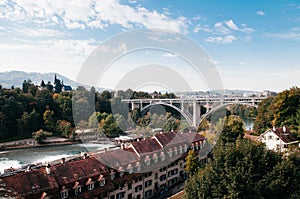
{"left": 254, "top": 87, "right": 300, "bottom": 137}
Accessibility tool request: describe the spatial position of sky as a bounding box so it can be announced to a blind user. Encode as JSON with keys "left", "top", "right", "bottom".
{"left": 0, "top": 0, "right": 299, "bottom": 92}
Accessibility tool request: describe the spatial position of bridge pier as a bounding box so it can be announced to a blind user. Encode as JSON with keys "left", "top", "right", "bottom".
{"left": 193, "top": 100, "right": 201, "bottom": 128}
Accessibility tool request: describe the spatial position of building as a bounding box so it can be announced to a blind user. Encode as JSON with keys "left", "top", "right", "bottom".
{"left": 0, "top": 132, "right": 210, "bottom": 199}
{"left": 259, "top": 126, "right": 299, "bottom": 152}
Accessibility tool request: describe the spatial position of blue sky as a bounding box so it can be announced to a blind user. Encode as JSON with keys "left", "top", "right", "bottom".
{"left": 0, "top": 0, "right": 299, "bottom": 91}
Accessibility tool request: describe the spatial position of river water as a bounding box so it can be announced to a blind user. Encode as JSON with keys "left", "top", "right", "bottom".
{"left": 0, "top": 143, "right": 115, "bottom": 174}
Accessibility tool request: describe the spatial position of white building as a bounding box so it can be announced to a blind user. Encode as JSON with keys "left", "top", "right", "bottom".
{"left": 259, "top": 126, "right": 298, "bottom": 152}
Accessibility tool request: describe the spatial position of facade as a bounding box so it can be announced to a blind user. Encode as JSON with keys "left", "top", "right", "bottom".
{"left": 0, "top": 132, "right": 210, "bottom": 199}
{"left": 259, "top": 126, "right": 298, "bottom": 152}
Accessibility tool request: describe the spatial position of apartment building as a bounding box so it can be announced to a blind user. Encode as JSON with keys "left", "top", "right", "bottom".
{"left": 0, "top": 132, "right": 210, "bottom": 199}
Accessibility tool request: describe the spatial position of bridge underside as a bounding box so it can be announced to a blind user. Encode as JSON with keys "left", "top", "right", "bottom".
{"left": 130, "top": 101, "right": 258, "bottom": 128}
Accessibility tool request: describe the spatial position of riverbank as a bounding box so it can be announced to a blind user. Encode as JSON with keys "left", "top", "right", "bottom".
{"left": 0, "top": 137, "right": 81, "bottom": 151}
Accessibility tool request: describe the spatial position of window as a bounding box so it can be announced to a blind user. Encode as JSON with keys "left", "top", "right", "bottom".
{"left": 145, "top": 190, "right": 152, "bottom": 197}
{"left": 155, "top": 173, "right": 158, "bottom": 179}
{"left": 174, "top": 147, "right": 178, "bottom": 155}
{"left": 87, "top": 182, "right": 94, "bottom": 191}
{"left": 110, "top": 195, "right": 115, "bottom": 199}
{"left": 136, "top": 164, "right": 141, "bottom": 172}
{"left": 160, "top": 174, "right": 166, "bottom": 181}
{"left": 135, "top": 185, "right": 142, "bottom": 192}
{"left": 184, "top": 144, "right": 188, "bottom": 152}
{"left": 99, "top": 178, "right": 106, "bottom": 186}
{"left": 128, "top": 183, "right": 132, "bottom": 190}
{"left": 116, "top": 192, "right": 125, "bottom": 199}
{"left": 153, "top": 155, "right": 158, "bottom": 163}
{"left": 268, "top": 135, "right": 273, "bottom": 140}
{"left": 74, "top": 186, "right": 81, "bottom": 195}
{"left": 111, "top": 172, "right": 115, "bottom": 180}
{"left": 145, "top": 158, "right": 150, "bottom": 166}
{"left": 160, "top": 152, "right": 165, "bottom": 161}
{"left": 145, "top": 180, "right": 152, "bottom": 188}
{"left": 145, "top": 172, "right": 152, "bottom": 178}
{"left": 168, "top": 150, "right": 173, "bottom": 158}
{"left": 61, "top": 190, "right": 68, "bottom": 199}
{"left": 276, "top": 137, "right": 280, "bottom": 141}
{"left": 179, "top": 146, "right": 183, "bottom": 154}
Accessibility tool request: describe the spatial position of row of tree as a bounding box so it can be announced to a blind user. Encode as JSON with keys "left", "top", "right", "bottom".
{"left": 254, "top": 87, "right": 300, "bottom": 137}
{"left": 0, "top": 81, "right": 179, "bottom": 141}
{"left": 185, "top": 115, "right": 300, "bottom": 199}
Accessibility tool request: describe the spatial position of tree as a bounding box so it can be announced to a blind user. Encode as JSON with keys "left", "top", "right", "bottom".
{"left": 43, "top": 109, "right": 55, "bottom": 132}
{"left": 185, "top": 150, "right": 198, "bottom": 175}
{"left": 220, "top": 115, "right": 244, "bottom": 143}
{"left": 56, "top": 120, "right": 73, "bottom": 138}
{"left": 184, "top": 139, "right": 290, "bottom": 199}
{"left": 254, "top": 87, "right": 300, "bottom": 136}
{"left": 32, "top": 129, "right": 52, "bottom": 144}
{"left": 17, "top": 109, "right": 40, "bottom": 138}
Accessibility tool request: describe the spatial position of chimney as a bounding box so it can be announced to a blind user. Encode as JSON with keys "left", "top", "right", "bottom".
{"left": 61, "top": 157, "right": 65, "bottom": 164}
{"left": 46, "top": 164, "right": 51, "bottom": 175}
{"left": 272, "top": 126, "right": 276, "bottom": 131}
{"left": 283, "top": 126, "right": 286, "bottom": 133}
{"left": 81, "top": 152, "right": 88, "bottom": 159}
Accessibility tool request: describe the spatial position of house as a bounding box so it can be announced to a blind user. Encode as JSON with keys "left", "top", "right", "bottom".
{"left": 0, "top": 132, "right": 210, "bottom": 199}
{"left": 259, "top": 126, "right": 298, "bottom": 152}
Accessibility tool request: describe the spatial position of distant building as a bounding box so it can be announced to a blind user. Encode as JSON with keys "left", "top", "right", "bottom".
{"left": 38, "top": 75, "right": 72, "bottom": 92}
{"left": 0, "top": 132, "right": 210, "bottom": 199}
{"left": 259, "top": 126, "right": 298, "bottom": 152}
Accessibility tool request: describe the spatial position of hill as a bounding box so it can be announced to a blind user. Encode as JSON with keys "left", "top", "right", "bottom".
{"left": 0, "top": 71, "right": 79, "bottom": 89}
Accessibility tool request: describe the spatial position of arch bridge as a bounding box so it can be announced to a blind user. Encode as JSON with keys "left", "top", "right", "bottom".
{"left": 122, "top": 96, "right": 266, "bottom": 128}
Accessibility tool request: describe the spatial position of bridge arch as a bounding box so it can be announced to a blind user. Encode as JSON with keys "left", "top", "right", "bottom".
{"left": 198, "top": 102, "right": 258, "bottom": 126}
{"left": 140, "top": 102, "right": 193, "bottom": 126}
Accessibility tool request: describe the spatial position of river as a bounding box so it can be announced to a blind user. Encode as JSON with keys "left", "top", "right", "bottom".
{"left": 0, "top": 143, "right": 115, "bottom": 174}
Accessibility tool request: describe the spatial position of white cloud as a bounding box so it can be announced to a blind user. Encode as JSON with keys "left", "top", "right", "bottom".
{"left": 206, "top": 35, "right": 236, "bottom": 44}
{"left": 12, "top": 27, "right": 70, "bottom": 38}
{"left": 264, "top": 31, "right": 300, "bottom": 40}
{"left": 0, "top": 0, "right": 188, "bottom": 33}
{"left": 225, "top": 20, "right": 239, "bottom": 31}
{"left": 214, "top": 22, "right": 231, "bottom": 35}
{"left": 193, "top": 24, "right": 212, "bottom": 33}
{"left": 256, "top": 10, "right": 266, "bottom": 16}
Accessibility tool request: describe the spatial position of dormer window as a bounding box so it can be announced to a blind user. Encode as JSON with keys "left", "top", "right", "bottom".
{"left": 195, "top": 142, "right": 199, "bottom": 150}
{"left": 61, "top": 187, "right": 68, "bottom": 199}
{"left": 127, "top": 164, "right": 133, "bottom": 174}
{"left": 87, "top": 182, "right": 94, "bottom": 191}
{"left": 74, "top": 186, "right": 81, "bottom": 195}
{"left": 184, "top": 144, "right": 188, "bottom": 152}
{"left": 168, "top": 149, "right": 173, "bottom": 158}
{"left": 174, "top": 147, "right": 178, "bottom": 155}
{"left": 153, "top": 154, "right": 158, "bottom": 163}
{"left": 86, "top": 178, "right": 95, "bottom": 191}
{"left": 160, "top": 152, "right": 165, "bottom": 161}
{"left": 73, "top": 181, "right": 81, "bottom": 195}
{"left": 179, "top": 146, "right": 183, "bottom": 154}
{"left": 110, "top": 171, "right": 116, "bottom": 180}
{"left": 98, "top": 175, "right": 106, "bottom": 186}
{"left": 136, "top": 162, "right": 141, "bottom": 172}
{"left": 144, "top": 156, "right": 151, "bottom": 166}
{"left": 118, "top": 167, "right": 124, "bottom": 177}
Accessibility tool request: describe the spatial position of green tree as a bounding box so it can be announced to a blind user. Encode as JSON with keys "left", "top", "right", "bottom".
{"left": 43, "top": 109, "right": 55, "bottom": 132}
{"left": 185, "top": 150, "right": 198, "bottom": 175}
{"left": 56, "top": 120, "right": 73, "bottom": 138}
{"left": 32, "top": 129, "right": 52, "bottom": 144}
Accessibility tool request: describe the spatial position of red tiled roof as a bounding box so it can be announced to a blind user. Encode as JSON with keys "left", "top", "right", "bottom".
{"left": 94, "top": 149, "right": 139, "bottom": 168}
{"left": 272, "top": 127, "right": 298, "bottom": 143}
{"left": 51, "top": 157, "right": 109, "bottom": 186}
{"left": 2, "top": 169, "right": 59, "bottom": 195}
{"left": 130, "top": 138, "right": 162, "bottom": 154}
